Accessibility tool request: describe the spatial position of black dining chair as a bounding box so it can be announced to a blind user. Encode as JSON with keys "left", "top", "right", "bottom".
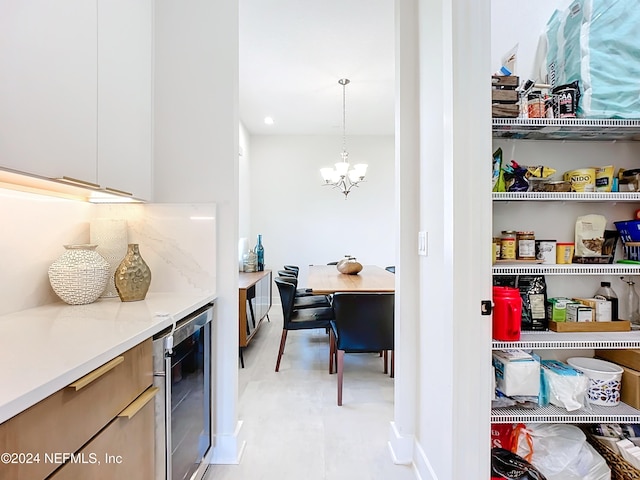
{"left": 274, "top": 277, "right": 334, "bottom": 372}
{"left": 277, "top": 268, "right": 316, "bottom": 297}
{"left": 276, "top": 276, "right": 330, "bottom": 309}
{"left": 329, "top": 292, "right": 395, "bottom": 406}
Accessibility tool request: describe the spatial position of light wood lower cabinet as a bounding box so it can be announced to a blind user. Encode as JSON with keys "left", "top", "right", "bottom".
{"left": 239, "top": 270, "right": 272, "bottom": 349}
{"left": 49, "top": 387, "right": 156, "bottom": 480}
{"left": 0, "top": 339, "right": 153, "bottom": 480}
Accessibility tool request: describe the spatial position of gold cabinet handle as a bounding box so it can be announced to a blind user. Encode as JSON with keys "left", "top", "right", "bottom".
{"left": 59, "top": 176, "right": 101, "bottom": 189}
{"left": 67, "top": 356, "right": 124, "bottom": 391}
{"left": 117, "top": 387, "right": 159, "bottom": 419}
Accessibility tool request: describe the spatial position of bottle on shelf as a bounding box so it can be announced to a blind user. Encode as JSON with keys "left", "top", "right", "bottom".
{"left": 255, "top": 234, "right": 264, "bottom": 271}
{"left": 621, "top": 277, "right": 640, "bottom": 325}
{"left": 594, "top": 281, "right": 619, "bottom": 321}
{"left": 243, "top": 249, "right": 257, "bottom": 272}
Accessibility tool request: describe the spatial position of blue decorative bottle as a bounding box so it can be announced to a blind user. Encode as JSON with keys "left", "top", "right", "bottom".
{"left": 255, "top": 234, "right": 264, "bottom": 271}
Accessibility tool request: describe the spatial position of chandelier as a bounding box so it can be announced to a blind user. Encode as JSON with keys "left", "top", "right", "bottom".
{"left": 320, "top": 78, "right": 368, "bottom": 199}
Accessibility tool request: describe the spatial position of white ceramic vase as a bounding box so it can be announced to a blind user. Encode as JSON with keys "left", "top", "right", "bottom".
{"left": 48, "top": 244, "right": 110, "bottom": 305}
{"left": 90, "top": 219, "right": 128, "bottom": 297}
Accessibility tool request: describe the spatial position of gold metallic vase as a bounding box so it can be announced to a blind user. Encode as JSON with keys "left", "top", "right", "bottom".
{"left": 114, "top": 244, "right": 151, "bottom": 302}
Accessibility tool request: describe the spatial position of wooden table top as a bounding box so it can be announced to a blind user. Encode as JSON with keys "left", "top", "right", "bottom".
{"left": 239, "top": 270, "right": 271, "bottom": 289}
{"left": 307, "top": 265, "right": 395, "bottom": 294}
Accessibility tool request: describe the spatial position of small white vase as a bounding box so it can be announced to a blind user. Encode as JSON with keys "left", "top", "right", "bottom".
{"left": 48, "top": 244, "right": 110, "bottom": 305}
{"left": 90, "top": 219, "right": 128, "bottom": 298}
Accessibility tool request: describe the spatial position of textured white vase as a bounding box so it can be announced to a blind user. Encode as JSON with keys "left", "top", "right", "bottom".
{"left": 48, "top": 245, "right": 110, "bottom": 305}
{"left": 90, "top": 219, "right": 128, "bottom": 298}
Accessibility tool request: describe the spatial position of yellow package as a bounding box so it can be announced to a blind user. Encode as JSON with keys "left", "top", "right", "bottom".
{"left": 527, "top": 165, "right": 556, "bottom": 178}
{"left": 595, "top": 165, "right": 614, "bottom": 192}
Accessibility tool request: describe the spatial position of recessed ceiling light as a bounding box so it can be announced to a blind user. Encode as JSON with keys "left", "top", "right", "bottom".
{"left": 264, "top": 117, "right": 274, "bottom": 125}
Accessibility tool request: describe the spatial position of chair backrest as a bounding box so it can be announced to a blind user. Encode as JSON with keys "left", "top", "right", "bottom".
{"left": 274, "top": 277, "right": 297, "bottom": 323}
{"left": 277, "top": 269, "right": 297, "bottom": 278}
{"left": 332, "top": 293, "right": 394, "bottom": 352}
{"left": 283, "top": 265, "right": 299, "bottom": 274}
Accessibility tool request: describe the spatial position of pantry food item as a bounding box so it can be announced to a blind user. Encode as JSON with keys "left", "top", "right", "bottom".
{"left": 566, "top": 302, "right": 593, "bottom": 322}
{"left": 535, "top": 240, "right": 556, "bottom": 264}
{"left": 575, "top": 214, "right": 606, "bottom": 257}
{"left": 493, "top": 237, "right": 501, "bottom": 264}
{"left": 619, "top": 168, "right": 640, "bottom": 192}
{"left": 595, "top": 165, "right": 614, "bottom": 192}
{"left": 516, "top": 231, "right": 535, "bottom": 260}
{"left": 540, "top": 180, "right": 571, "bottom": 192}
{"left": 546, "top": 297, "right": 573, "bottom": 322}
{"left": 556, "top": 242, "right": 575, "bottom": 264}
{"left": 574, "top": 297, "right": 612, "bottom": 322}
{"left": 500, "top": 231, "right": 517, "bottom": 260}
{"left": 564, "top": 168, "right": 596, "bottom": 192}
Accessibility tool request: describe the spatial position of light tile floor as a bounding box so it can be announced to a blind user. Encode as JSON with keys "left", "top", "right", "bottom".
{"left": 204, "top": 308, "right": 416, "bottom": 480}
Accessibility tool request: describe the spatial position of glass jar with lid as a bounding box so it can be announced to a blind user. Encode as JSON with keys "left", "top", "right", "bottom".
{"left": 500, "top": 231, "right": 517, "bottom": 260}
{"left": 517, "top": 231, "right": 536, "bottom": 260}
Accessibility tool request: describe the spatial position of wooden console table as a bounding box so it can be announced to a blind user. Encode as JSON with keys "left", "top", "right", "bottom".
{"left": 238, "top": 270, "right": 272, "bottom": 367}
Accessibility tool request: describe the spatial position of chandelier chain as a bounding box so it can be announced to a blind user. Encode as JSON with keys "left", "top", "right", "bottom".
{"left": 342, "top": 79, "right": 347, "bottom": 155}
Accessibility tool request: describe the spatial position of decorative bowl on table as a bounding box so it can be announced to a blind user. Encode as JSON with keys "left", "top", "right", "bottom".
{"left": 336, "top": 257, "right": 363, "bottom": 275}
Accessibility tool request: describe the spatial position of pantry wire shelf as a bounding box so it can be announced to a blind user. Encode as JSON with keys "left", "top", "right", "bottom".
{"left": 492, "top": 118, "right": 640, "bottom": 140}
{"left": 493, "top": 192, "right": 640, "bottom": 202}
{"left": 493, "top": 264, "right": 640, "bottom": 275}
{"left": 491, "top": 403, "right": 640, "bottom": 424}
{"left": 492, "top": 330, "right": 640, "bottom": 350}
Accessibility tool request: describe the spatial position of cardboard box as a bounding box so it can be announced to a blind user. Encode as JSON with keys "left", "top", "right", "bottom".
{"left": 574, "top": 297, "right": 612, "bottom": 322}
{"left": 546, "top": 297, "right": 573, "bottom": 322}
{"left": 492, "top": 349, "right": 540, "bottom": 397}
{"left": 566, "top": 302, "right": 593, "bottom": 322}
{"left": 621, "top": 365, "right": 640, "bottom": 410}
{"left": 597, "top": 349, "right": 640, "bottom": 371}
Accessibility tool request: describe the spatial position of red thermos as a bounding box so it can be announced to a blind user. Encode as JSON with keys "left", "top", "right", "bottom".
{"left": 492, "top": 286, "right": 522, "bottom": 341}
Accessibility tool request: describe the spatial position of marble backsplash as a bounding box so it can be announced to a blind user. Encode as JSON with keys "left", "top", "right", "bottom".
{"left": 0, "top": 188, "right": 216, "bottom": 316}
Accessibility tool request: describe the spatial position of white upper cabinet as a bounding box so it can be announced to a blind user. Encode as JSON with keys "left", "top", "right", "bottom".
{"left": 0, "top": 0, "right": 98, "bottom": 181}
{"left": 97, "top": 0, "right": 153, "bottom": 201}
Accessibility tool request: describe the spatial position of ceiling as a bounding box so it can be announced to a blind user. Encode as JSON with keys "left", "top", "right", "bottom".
{"left": 239, "top": 0, "right": 395, "bottom": 136}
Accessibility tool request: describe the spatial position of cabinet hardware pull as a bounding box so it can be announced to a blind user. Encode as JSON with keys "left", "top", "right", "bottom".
{"left": 67, "top": 356, "right": 124, "bottom": 391}
{"left": 117, "top": 387, "right": 159, "bottom": 419}
{"left": 104, "top": 186, "right": 133, "bottom": 196}
{"left": 59, "top": 176, "right": 101, "bottom": 189}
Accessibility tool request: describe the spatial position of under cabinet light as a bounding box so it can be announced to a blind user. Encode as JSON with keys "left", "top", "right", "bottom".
{"left": 0, "top": 166, "right": 143, "bottom": 204}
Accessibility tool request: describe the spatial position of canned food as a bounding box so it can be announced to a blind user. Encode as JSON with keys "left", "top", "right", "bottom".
{"left": 517, "top": 231, "right": 536, "bottom": 260}
{"left": 564, "top": 168, "right": 596, "bottom": 192}
{"left": 501, "top": 231, "right": 517, "bottom": 260}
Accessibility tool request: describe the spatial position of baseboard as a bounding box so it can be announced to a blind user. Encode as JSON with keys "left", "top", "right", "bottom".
{"left": 209, "top": 420, "right": 246, "bottom": 464}
{"left": 388, "top": 421, "right": 414, "bottom": 464}
{"left": 413, "top": 440, "right": 438, "bottom": 480}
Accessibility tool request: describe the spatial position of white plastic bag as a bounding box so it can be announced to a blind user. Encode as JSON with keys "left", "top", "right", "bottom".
{"left": 515, "top": 424, "right": 610, "bottom": 480}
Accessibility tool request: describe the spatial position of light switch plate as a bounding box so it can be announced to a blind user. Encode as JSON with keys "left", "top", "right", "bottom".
{"left": 418, "top": 231, "right": 427, "bottom": 256}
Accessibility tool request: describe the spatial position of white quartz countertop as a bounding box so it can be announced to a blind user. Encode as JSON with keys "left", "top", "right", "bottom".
{"left": 0, "top": 292, "right": 216, "bottom": 424}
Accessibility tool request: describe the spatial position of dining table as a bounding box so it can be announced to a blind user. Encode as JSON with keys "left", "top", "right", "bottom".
{"left": 307, "top": 265, "right": 395, "bottom": 294}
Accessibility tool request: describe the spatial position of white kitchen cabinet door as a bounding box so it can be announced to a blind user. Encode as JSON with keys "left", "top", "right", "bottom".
{"left": 97, "top": 0, "right": 153, "bottom": 201}
{"left": 0, "top": 0, "right": 98, "bottom": 181}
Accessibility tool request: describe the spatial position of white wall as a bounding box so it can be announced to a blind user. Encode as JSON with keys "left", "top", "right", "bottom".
{"left": 153, "top": 0, "right": 243, "bottom": 464}
{"left": 249, "top": 134, "right": 395, "bottom": 286}
{"left": 0, "top": 190, "right": 91, "bottom": 315}
{"left": 239, "top": 122, "right": 251, "bottom": 244}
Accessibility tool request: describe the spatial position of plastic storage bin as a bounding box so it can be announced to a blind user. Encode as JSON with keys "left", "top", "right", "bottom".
{"left": 567, "top": 357, "right": 624, "bottom": 406}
